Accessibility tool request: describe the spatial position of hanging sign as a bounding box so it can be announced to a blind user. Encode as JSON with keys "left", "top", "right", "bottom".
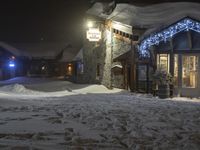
{"left": 87, "top": 28, "right": 101, "bottom": 42}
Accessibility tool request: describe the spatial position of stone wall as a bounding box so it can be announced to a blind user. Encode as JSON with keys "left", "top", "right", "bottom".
{"left": 101, "top": 28, "right": 112, "bottom": 88}
{"left": 113, "top": 36, "right": 131, "bottom": 59}
{"left": 111, "top": 35, "right": 131, "bottom": 89}
{"left": 82, "top": 24, "right": 108, "bottom": 85}
{"left": 82, "top": 24, "right": 132, "bottom": 89}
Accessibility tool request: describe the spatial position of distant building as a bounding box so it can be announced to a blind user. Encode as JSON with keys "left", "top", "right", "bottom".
{"left": 59, "top": 46, "right": 84, "bottom": 83}
{"left": 0, "top": 42, "right": 30, "bottom": 80}
{"left": 83, "top": 2, "right": 200, "bottom": 97}
{"left": 0, "top": 42, "right": 80, "bottom": 80}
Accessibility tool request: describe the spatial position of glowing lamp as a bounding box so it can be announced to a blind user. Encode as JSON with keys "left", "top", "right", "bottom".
{"left": 87, "top": 21, "right": 94, "bottom": 28}
{"left": 9, "top": 62, "right": 15, "bottom": 68}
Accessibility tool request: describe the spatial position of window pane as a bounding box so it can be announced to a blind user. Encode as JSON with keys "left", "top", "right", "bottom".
{"left": 157, "top": 54, "right": 169, "bottom": 72}
{"left": 174, "top": 55, "right": 178, "bottom": 86}
{"left": 66, "top": 64, "right": 73, "bottom": 76}
{"left": 182, "top": 56, "right": 197, "bottom": 88}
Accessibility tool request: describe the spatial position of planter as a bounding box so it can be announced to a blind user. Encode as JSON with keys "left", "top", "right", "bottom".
{"left": 158, "top": 84, "right": 170, "bottom": 99}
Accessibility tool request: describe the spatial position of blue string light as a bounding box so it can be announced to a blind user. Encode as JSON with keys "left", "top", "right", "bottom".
{"left": 139, "top": 18, "right": 200, "bottom": 57}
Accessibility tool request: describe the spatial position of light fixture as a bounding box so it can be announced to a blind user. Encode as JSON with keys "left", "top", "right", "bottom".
{"left": 9, "top": 62, "right": 15, "bottom": 68}
{"left": 87, "top": 21, "right": 94, "bottom": 28}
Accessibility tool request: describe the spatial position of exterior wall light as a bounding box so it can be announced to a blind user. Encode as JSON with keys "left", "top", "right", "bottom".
{"left": 9, "top": 62, "right": 15, "bottom": 68}
{"left": 87, "top": 21, "right": 94, "bottom": 28}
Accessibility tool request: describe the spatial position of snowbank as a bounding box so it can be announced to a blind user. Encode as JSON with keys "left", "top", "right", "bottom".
{"left": 0, "top": 78, "right": 124, "bottom": 99}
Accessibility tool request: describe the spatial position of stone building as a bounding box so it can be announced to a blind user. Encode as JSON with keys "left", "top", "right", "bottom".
{"left": 83, "top": 2, "right": 200, "bottom": 97}
{"left": 83, "top": 2, "right": 135, "bottom": 90}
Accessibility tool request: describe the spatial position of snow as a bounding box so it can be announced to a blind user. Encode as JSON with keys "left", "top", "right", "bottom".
{"left": 0, "top": 77, "right": 199, "bottom": 149}
{"left": 9, "top": 42, "right": 71, "bottom": 59}
{"left": 59, "top": 46, "right": 78, "bottom": 62}
{"left": 86, "top": 2, "right": 109, "bottom": 19}
{"left": 0, "top": 77, "right": 123, "bottom": 99}
{"left": 0, "top": 42, "right": 30, "bottom": 57}
{"left": 73, "top": 48, "right": 83, "bottom": 61}
{"left": 108, "top": 2, "right": 200, "bottom": 29}
{"left": 112, "top": 64, "right": 123, "bottom": 69}
{"left": 89, "top": 2, "right": 200, "bottom": 39}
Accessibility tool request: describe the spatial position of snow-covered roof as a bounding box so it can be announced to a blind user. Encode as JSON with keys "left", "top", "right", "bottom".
{"left": 59, "top": 46, "right": 79, "bottom": 62}
{"left": 10, "top": 42, "right": 69, "bottom": 59}
{"left": 73, "top": 48, "right": 83, "bottom": 61}
{"left": 88, "top": 2, "right": 200, "bottom": 40}
{"left": 108, "top": 2, "right": 200, "bottom": 37}
{"left": 86, "top": 2, "right": 115, "bottom": 19}
{"left": 0, "top": 42, "right": 29, "bottom": 57}
{"left": 109, "top": 2, "right": 200, "bottom": 28}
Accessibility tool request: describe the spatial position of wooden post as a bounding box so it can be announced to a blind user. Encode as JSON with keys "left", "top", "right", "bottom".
{"left": 146, "top": 63, "right": 149, "bottom": 93}
{"left": 130, "top": 41, "right": 134, "bottom": 92}
{"left": 109, "top": 27, "right": 114, "bottom": 89}
{"left": 188, "top": 30, "right": 193, "bottom": 50}
{"left": 169, "top": 38, "right": 174, "bottom": 97}
{"left": 170, "top": 39, "right": 174, "bottom": 76}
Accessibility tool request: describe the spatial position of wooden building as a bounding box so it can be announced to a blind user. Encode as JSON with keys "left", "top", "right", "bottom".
{"left": 139, "top": 17, "right": 200, "bottom": 97}
{"left": 84, "top": 2, "right": 200, "bottom": 97}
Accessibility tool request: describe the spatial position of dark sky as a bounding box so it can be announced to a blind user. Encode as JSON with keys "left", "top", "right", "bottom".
{"left": 0, "top": 0, "right": 199, "bottom": 47}
{"left": 0, "top": 0, "right": 90, "bottom": 47}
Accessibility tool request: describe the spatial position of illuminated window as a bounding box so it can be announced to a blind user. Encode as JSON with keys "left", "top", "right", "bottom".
{"left": 182, "top": 56, "right": 198, "bottom": 88}
{"left": 157, "top": 54, "right": 170, "bottom": 72}
{"left": 66, "top": 64, "right": 73, "bottom": 76}
{"left": 174, "top": 55, "right": 178, "bottom": 86}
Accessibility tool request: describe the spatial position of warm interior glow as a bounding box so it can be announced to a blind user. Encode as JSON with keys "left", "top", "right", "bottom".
{"left": 182, "top": 56, "right": 197, "bottom": 88}
{"left": 157, "top": 54, "right": 169, "bottom": 72}
{"left": 67, "top": 64, "right": 72, "bottom": 76}
{"left": 174, "top": 55, "right": 178, "bottom": 86}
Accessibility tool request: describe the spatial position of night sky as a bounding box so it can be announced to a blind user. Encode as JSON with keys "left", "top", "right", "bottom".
{"left": 0, "top": 0, "right": 90, "bottom": 47}
{"left": 0, "top": 0, "right": 199, "bottom": 48}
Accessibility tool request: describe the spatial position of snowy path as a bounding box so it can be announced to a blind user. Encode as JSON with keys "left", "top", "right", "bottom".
{"left": 0, "top": 77, "right": 199, "bottom": 150}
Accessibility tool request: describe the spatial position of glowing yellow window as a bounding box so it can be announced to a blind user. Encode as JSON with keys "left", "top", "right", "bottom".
{"left": 66, "top": 64, "right": 73, "bottom": 76}
{"left": 157, "top": 54, "right": 170, "bottom": 73}
{"left": 174, "top": 55, "right": 178, "bottom": 87}
{"left": 182, "top": 56, "right": 198, "bottom": 88}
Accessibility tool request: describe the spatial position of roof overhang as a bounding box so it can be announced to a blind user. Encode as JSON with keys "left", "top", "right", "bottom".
{"left": 139, "top": 17, "right": 200, "bottom": 57}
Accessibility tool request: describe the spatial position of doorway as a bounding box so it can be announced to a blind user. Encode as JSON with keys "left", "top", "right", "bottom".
{"left": 174, "top": 54, "right": 199, "bottom": 97}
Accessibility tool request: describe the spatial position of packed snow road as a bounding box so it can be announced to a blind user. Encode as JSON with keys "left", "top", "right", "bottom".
{"left": 0, "top": 77, "right": 199, "bottom": 150}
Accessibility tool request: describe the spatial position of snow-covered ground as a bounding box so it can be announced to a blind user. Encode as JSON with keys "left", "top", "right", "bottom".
{"left": 0, "top": 77, "right": 199, "bottom": 150}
